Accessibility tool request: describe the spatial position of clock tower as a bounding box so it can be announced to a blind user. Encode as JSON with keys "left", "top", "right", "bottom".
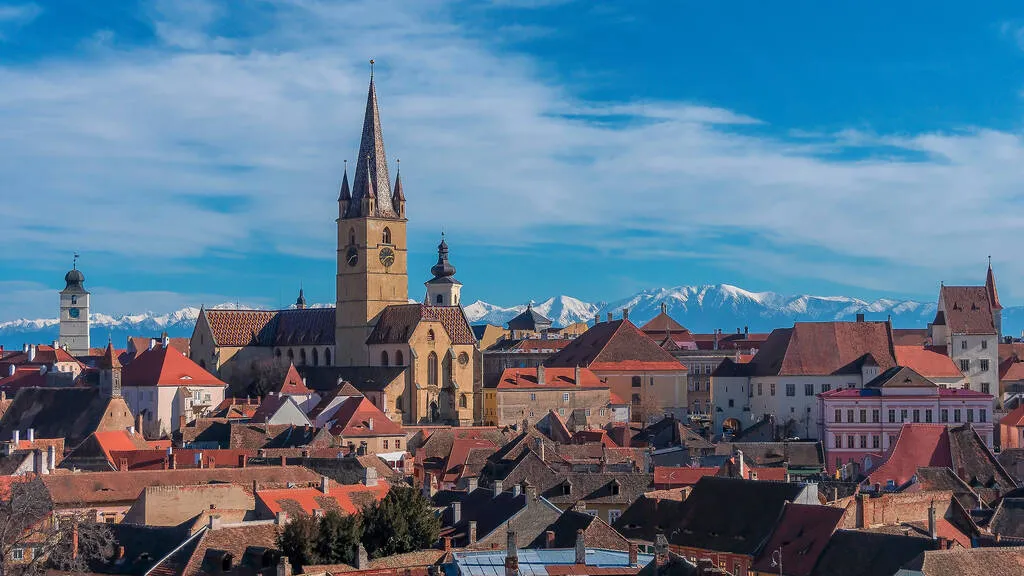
{"left": 335, "top": 67, "right": 409, "bottom": 366}
{"left": 59, "top": 254, "right": 90, "bottom": 356}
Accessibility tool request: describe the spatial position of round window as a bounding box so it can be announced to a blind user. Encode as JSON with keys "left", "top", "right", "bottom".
{"left": 458, "top": 352, "right": 469, "bottom": 366}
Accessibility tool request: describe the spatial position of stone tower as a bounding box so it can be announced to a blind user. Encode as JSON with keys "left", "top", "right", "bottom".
{"left": 98, "top": 339, "right": 122, "bottom": 398}
{"left": 335, "top": 68, "right": 409, "bottom": 366}
{"left": 58, "top": 255, "right": 90, "bottom": 355}
{"left": 425, "top": 233, "right": 462, "bottom": 306}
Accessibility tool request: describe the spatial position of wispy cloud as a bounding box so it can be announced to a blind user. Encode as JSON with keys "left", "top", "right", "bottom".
{"left": 0, "top": 2, "right": 41, "bottom": 39}
{"left": 2, "top": 0, "right": 1024, "bottom": 318}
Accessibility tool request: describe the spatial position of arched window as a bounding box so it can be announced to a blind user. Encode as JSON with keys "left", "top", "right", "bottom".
{"left": 348, "top": 228, "right": 356, "bottom": 247}
{"left": 312, "top": 348, "right": 319, "bottom": 366}
{"left": 299, "top": 349, "right": 307, "bottom": 365}
{"left": 324, "top": 348, "right": 332, "bottom": 366}
{"left": 442, "top": 353, "right": 453, "bottom": 386}
{"left": 459, "top": 394, "right": 467, "bottom": 408}
{"left": 382, "top": 227, "right": 392, "bottom": 245}
{"left": 381, "top": 350, "right": 389, "bottom": 366}
{"left": 436, "top": 294, "right": 443, "bottom": 304}
{"left": 427, "top": 352, "right": 438, "bottom": 387}
{"left": 71, "top": 295, "right": 77, "bottom": 305}
{"left": 287, "top": 349, "right": 294, "bottom": 361}
{"left": 395, "top": 350, "right": 404, "bottom": 366}
{"left": 427, "top": 329, "right": 435, "bottom": 342}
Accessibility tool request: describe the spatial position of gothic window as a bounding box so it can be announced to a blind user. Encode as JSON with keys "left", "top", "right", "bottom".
{"left": 427, "top": 352, "right": 438, "bottom": 387}
{"left": 382, "top": 227, "right": 392, "bottom": 245}
{"left": 396, "top": 350, "right": 404, "bottom": 366}
{"left": 459, "top": 394, "right": 467, "bottom": 408}
{"left": 381, "top": 350, "right": 389, "bottom": 366}
{"left": 427, "top": 329, "right": 435, "bottom": 342}
{"left": 442, "top": 353, "right": 453, "bottom": 385}
{"left": 325, "top": 348, "right": 332, "bottom": 366}
{"left": 312, "top": 348, "right": 319, "bottom": 366}
{"left": 299, "top": 349, "right": 307, "bottom": 365}
{"left": 287, "top": 349, "right": 294, "bottom": 361}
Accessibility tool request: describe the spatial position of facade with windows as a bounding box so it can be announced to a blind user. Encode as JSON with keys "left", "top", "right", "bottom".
{"left": 486, "top": 366, "right": 611, "bottom": 427}
{"left": 818, "top": 366, "right": 993, "bottom": 475}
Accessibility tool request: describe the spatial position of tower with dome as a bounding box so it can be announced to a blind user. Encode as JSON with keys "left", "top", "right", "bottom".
{"left": 59, "top": 254, "right": 90, "bottom": 355}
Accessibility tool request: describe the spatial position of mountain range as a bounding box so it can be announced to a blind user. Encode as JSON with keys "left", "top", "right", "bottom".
{"left": 3, "top": 283, "right": 1020, "bottom": 349}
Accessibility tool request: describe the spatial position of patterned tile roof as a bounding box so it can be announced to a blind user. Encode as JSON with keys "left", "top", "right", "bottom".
{"left": 273, "top": 308, "right": 336, "bottom": 346}
{"left": 204, "top": 309, "right": 279, "bottom": 347}
{"left": 367, "top": 304, "right": 475, "bottom": 345}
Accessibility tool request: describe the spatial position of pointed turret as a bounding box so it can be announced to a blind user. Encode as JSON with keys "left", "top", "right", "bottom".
{"left": 392, "top": 161, "right": 406, "bottom": 218}
{"left": 295, "top": 287, "right": 307, "bottom": 309}
{"left": 99, "top": 338, "right": 122, "bottom": 399}
{"left": 348, "top": 62, "right": 394, "bottom": 218}
{"left": 425, "top": 233, "right": 462, "bottom": 306}
{"left": 99, "top": 338, "right": 121, "bottom": 370}
{"left": 338, "top": 161, "right": 351, "bottom": 218}
{"left": 987, "top": 257, "right": 1002, "bottom": 310}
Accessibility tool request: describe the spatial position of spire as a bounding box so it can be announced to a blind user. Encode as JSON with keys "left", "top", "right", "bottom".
{"left": 338, "top": 160, "right": 350, "bottom": 202}
{"left": 100, "top": 338, "right": 121, "bottom": 370}
{"left": 295, "top": 287, "right": 306, "bottom": 309}
{"left": 430, "top": 232, "right": 457, "bottom": 279}
{"left": 348, "top": 61, "right": 394, "bottom": 217}
{"left": 392, "top": 159, "right": 405, "bottom": 202}
{"left": 987, "top": 256, "right": 1002, "bottom": 310}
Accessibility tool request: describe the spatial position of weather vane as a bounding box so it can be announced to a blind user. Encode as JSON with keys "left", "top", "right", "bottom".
{"left": 370, "top": 59, "right": 375, "bottom": 79}
{"left": 73, "top": 252, "right": 80, "bottom": 270}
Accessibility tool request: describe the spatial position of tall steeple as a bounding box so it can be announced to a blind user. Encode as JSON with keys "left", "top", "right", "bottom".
{"left": 346, "top": 60, "right": 395, "bottom": 218}
{"left": 986, "top": 256, "right": 1001, "bottom": 310}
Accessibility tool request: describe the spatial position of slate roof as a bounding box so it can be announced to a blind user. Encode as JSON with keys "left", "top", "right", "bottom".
{"left": 545, "top": 320, "right": 686, "bottom": 372}
{"left": 368, "top": 303, "right": 475, "bottom": 346}
{"left": 274, "top": 308, "right": 336, "bottom": 346}
{"left": 0, "top": 387, "right": 134, "bottom": 449}
{"left": 529, "top": 509, "right": 631, "bottom": 551}
{"left": 748, "top": 503, "right": 845, "bottom": 576}
{"left": 298, "top": 366, "right": 403, "bottom": 393}
{"left": 122, "top": 346, "right": 226, "bottom": 388}
{"left": 714, "top": 442, "right": 824, "bottom": 469}
{"left": 938, "top": 286, "right": 996, "bottom": 335}
{"left": 988, "top": 498, "right": 1024, "bottom": 538}
{"left": 668, "top": 477, "right": 806, "bottom": 554}
{"left": 345, "top": 76, "right": 397, "bottom": 218}
{"left": 745, "top": 322, "right": 897, "bottom": 377}
{"left": 536, "top": 472, "right": 653, "bottom": 508}
{"left": 864, "top": 366, "right": 936, "bottom": 389}
{"left": 809, "top": 530, "right": 938, "bottom": 576}
{"left": 507, "top": 304, "right": 553, "bottom": 332}
{"left": 436, "top": 486, "right": 560, "bottom": 548}
{"left": 612, "top": 493, "right": 687, "bottom": 544}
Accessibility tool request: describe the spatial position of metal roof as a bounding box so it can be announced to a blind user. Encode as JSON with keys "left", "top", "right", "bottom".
{"left": 450, "top": 548, "right": 653, "bottom": 576}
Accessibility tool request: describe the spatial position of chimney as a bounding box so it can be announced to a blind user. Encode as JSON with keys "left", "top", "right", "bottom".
{"left": 195, "top": 452, "right": 204, "bottom": 468}
{"left": 168, "top": 453, "right": 176, "bottom": 469}
{"left": 545, "top": 530, "right": 555, "bottom": 549}
{"left": 534, "top": 437, "right": 545, "bottom": 462}
{"left": 606, "top": 312, "right": 613, "bottom": 322}
{"left": 856, "top": 313, "right": 865, "bottom": 323}
{"left": 135, "top": 413, "right": 144, "bottom": 437}
{"left": 574, "top": 365, "right": 581, "bottom": 386}
{"left": 493, "top": 479, "right": 503, "bottom": 498}
{"left": 12, "top": 430, "right": 18, "bottom": 445}
{"left": 660, "top": 303, "right": 667, "bottom": 314}
{"left": 238, "top": 454, "right": 247, "bottom": 468}
{"left": 355, "top": 544, "right": 369, "bottom": 569}
{"left": 574, "top": 529, "right": 586, "bottom": 565}
{"left": 505, "top": 531, "right": 518, "bottom": 576}
{"left": 275, "top": 511, "right": 288, "bottom": 525}
{"left": 117, "top": 546, "right": 126, "bottom": 560}
{"left": 321, "top": 475, "right": 330, "bottom": 494}
{"left": 594, "top": 313, "right": 601, "bottom": 325}
{"left": 744, "top": 326, "right": 749, "bottom": 337}
{"left": 468, "top": 520, "right": 477, "bottom": 544}
{"left": 451, "top": 501, "right": 461, "bottom": 524}
{"left": 714, "top": 329, "right": 719, "bottom": 351}
{"left": 148, "top": 338, "right": 156, "bottom": 351}
{"left": 928, "top": 502, "right": 937, "bottom": 540}
{"left": 735, "top": 450, "right": 745, "bottom": 479}
{"left": 368, "top": 417, "right": 374, "bottom": 431}
{"left": 27, "top": 345, "right": 36, "bottom": 362}
{"left": 119, "top": 457, "right": 129, "bottom": 472}
{"left": 622, "top": 308, "right": 629, "bottom": 322}
{"left": 27, "top": 428, "right": 34, "bottom": 442}
{"left": 6, "top": 365, "right": 13, "bottom": 377}
{"left": 628, "top": 542, "right": 638, "bottom": 566}
{"left": 512, "top": 483, "right": 521, "bottom": 498}
{"left": 654, "top": 534, "right": 669, "bottom": 567}
{"left": 467, "top": 477, "right": 478, "bottom": 493}
{"left": 525, "top": 482, "right": 537, "bottom": 501}
{"left": 208, "top": 514, "right": 221, "bottom": 530}
{"left": 277, "top": 556, "right": 292, "bottom": 576}
{"left": 364, "top": 466, "right": 377, "bottom": 487}
{"left": 47, "top": 445, "right": 56, "bottom": 472}
{"left": 21, "top": 343, "right": 28, "bottom": 353}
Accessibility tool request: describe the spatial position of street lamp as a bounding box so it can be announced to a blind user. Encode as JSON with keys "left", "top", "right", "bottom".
{"left": 769, "top": 547, "right": 783, "bottom": 576}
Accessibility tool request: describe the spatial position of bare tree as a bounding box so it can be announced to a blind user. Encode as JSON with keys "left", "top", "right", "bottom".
{"left": 0, "top": 478, "right": 115, "bottom": 576}
{"left": 247, "top": 358, "right": 290, "bottom": 398}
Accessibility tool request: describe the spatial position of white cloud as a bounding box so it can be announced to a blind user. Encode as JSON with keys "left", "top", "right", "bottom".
{"left": 2, "top": 0, "right": 1024, "bottom": 308}
{"left": 0, "top": 2, "right": 40, "bottom": 39}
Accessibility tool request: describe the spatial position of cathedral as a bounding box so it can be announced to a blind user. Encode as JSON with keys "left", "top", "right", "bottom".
{"left": 334, "top": 69, "right": 476, "bottom": 426}
{"left": 190, "top": 69, "right": 477, "bottom": 426}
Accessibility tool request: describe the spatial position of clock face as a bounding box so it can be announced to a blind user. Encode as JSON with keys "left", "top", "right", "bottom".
{"left": 379, "top": 247, "right": 395, "bottom": 268}
{"left": 69, "top": 307, "right": 80, "bottom": 319}
{"left": 346, "top": 246, "right": 359, "bottom": 267}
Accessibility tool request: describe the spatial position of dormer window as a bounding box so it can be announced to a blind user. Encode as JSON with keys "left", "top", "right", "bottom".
{"left": 609, "top": 481, "right": 620, "bottom": 495}
{"left": 561, "top": 481, "right": 572, "bottom": 495}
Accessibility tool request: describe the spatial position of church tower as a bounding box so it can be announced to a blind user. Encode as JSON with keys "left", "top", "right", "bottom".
{"left": 335, "top": 65, "right": 409, "bottom": 366}
{"left": 425, "top": 233, "right": 462, "bottom": 306}
{"left": 58, "top": 254, "right": 90, "bottom": 355}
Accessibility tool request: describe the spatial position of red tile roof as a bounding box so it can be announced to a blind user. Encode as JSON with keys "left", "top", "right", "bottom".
{"left": 330, "top": 397, "right": 404, "bottom": 437}
{"left": 545, "top": 320, "right": 686, "bottom": 372}
{"left": 0, "top": 345, "right": 84, "bottom": 373}
{"left": 1001, "top": 404, "right": 1024, "bottom": 428}
{"left": 867, "top": 424, "right": 953, "bottom": 487}
{"left": 938, "top": 286, "right": 996, "bottom": 335}
{"left": 571, "top": 430, "right": 618, "bottom": 447}
{"left": 204, "top": 309, "right": 279, "bottom": 347}
{"left": 126, "top": 336, "right": 190, "bottom": 360}
{"left": 654, "top": 466, "right": 719, "bottom": 487}
{"left": 274, "top": 363, "right": 314, "bottom": 396}
{"left": 750, "top": 503, "right": 845, "bottom": 576}
{"left": 122, "top": 346, "right": 227, "bottom": 388}
{"left": 257, "top": 480, "right": 390, "bottom": 516}
{"left": 749, "top": 322, "right": 896, "bottom": 376}
{"left": 0, "top": 367, "right": 49, "bottom": 391}
{"left": 1002, "top": 361, "right": 1024, "bottom": 382}
{"left": 640, "top": 312, "right": 689, "bottom": 334}
{"left": 108, "top": 448, "right": 256, "bottom": 470}
{"left": 894, "top": 346, "right": 962, "bottom": 378}
{"left": 496, "top": 367, "right": 607, "bottom": 390}
{"left": 93, "top": 430, "right": 151, "bottom": 463}
{"left": 367, "top": 304, "right": 475, "bottom": 345}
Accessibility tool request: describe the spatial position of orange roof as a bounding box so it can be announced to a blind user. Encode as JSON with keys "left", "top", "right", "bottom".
{"left": 93, "top": 430, "right": 149, "bottom": 463}
{"left": 330, "top": 397, "right": 404, "bottom": 437}
{"left": 496, "top": 367, "right": 607, "bottom": 390}
{"left": 894, "top": 346, "right": 961, "bottom": 378}
{"left": 256, "top": 480, "right": 389, "bottom": 516}
{"left": 1000, "top": 404, "right": 1024, "bottom": 427}
{"left": 654, "top": 466, "right": 718, "bottom": 486}
{"left": 122, "top": 346, "right": 226, "bottom": 388}
{"left": 608, "top": 392, "right": 626, "bottom": 405}
{"left": 1003, "top": 361, "right": 1024, "bottom": 382}
{"left": 275, "top": 363, "right": 315, "bottom": 396}
{"left": 867, "top": 424, "right": 952, "bottom": 487}
{"left": 588, "top": 361, "right": 688, "bottom": 372}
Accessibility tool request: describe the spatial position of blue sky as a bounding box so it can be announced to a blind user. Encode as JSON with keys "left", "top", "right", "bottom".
{"left": 3, "top": 0, "right": 1024, "bottom": 320}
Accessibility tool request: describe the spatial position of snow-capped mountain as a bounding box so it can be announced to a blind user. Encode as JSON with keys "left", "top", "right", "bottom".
{"left": 463, "top": 296, "right": 602, "bottom": 328}
{"left": 5, "top": 283, "right": 1019, "bottom": 349}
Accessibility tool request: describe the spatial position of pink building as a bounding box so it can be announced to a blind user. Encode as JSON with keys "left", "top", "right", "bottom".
{"left": 818, "top": 366, "right": 993, "bottom": 475}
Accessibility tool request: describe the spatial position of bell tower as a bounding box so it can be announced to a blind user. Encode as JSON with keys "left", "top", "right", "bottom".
{"left": 335, "top": 63, "right": 409, "bottom": 366}
{"left": 58, "top": 253, "right": 90, "bottom": 356}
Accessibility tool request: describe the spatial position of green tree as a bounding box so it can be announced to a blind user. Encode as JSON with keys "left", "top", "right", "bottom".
{"left": 278, "top": 511, "right": 362, "bottom": 571}
{"left": 360, "top": 487, "right": 440, "bottom": 559}
{"left": 278, "top": 514, "right": 318, "bottom": 571}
